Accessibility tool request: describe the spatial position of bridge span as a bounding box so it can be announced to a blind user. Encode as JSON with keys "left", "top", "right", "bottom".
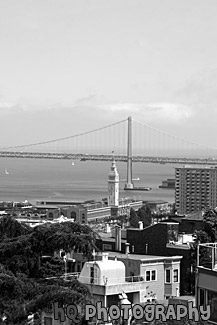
{"left": 1, "top": 151, "right": 217, "bottom": 165}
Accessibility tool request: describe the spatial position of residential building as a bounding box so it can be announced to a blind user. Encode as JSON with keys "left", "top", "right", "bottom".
{"left": 41, "top": 251, "right": 182, "bottom": 324}
{"left": 95, "top": 252, "right": 182, "bottom": 302}
{"left": 179, "top": 210, "right": 205, "bottom": 234}
{"left": 175, "top": 165, "right": 217, "bottom": 214}
{"left": 79, "top": 252, "right": 182, "bottom": 306}
{"left": 125, "top": 222, "right": 194, "bottom": 295}
{"left": 96, "top": 224, "right": 127, "bottom": 253}
{"left": 142, "top": 200, "right": 171, "bottom": 214}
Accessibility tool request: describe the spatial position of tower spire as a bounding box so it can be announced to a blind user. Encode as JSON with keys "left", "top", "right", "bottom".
{"left": 108, "top": 153, "right": 119, "bottom": 207}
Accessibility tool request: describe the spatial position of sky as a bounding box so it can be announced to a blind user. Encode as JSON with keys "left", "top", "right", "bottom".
{"left": 1, "top": 0, "right": 217, "bottom": 151}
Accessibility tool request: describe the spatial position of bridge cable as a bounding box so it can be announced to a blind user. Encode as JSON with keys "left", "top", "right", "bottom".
{"left": 1, "top": 118, "right": 128, "bottom": 151}
{"left": 133, "top": 118, "right": 217, "bottom": 153}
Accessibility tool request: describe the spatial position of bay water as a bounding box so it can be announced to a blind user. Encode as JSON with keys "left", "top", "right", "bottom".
{"left": 0, "top": 158, "right": 176, "bottom": 204}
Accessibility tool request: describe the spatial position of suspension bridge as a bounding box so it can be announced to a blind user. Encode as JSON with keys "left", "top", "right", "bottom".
{"left": 1, "top": 116, "right": 217, "bottom": 189}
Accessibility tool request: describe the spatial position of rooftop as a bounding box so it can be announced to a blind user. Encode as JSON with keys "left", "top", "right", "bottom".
{"left": 127, "top": 221, "right": 179, "bottom": 232}
{"left": 36, "top": 199, "right": 86, "bottom": 205}
{"left": 96, "top": 251, "right": 183, "bottom": 262}
{"left": 33, "top": 204, "right": 60, "bottom": 209}
{"left": 182, "top": 211, "right": 204, "bottom": 221}
{"left": 176, "top": 165, "right": 217, "bottom": 170}
{"left": 143, "top": 200, "right": 169, "bottom": 204}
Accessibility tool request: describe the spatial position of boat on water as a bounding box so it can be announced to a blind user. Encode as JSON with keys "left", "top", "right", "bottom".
{"left": 159, "top": 178, "right": 175, "bottom": 189}
{"left": 5, "top": 168, "right": 9, "bottom": 175}
{"left": 71, "top": 162, "right": 75, "bottom": 166}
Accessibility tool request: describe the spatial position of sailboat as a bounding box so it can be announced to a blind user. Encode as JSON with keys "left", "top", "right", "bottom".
{"left": 5, "top": 168, "right": 9, "bottom": 175}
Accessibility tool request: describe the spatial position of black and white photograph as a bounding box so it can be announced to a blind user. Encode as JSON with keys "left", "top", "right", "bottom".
{"left": 0, "top": 1, "right": 216, "bottom": 324}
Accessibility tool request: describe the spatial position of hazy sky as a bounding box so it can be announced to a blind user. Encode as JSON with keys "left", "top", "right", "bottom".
{"left": 1, "top": 0, "right": 217, "bottom": 150}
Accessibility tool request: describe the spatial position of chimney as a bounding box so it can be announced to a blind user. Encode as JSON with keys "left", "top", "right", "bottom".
{"left": 102, "top": 252, "right": 109, "bottom": 261}
{"left": 176, "top": 287, "right": 179, "bottom": 297}
{"left": 105, "top": 223, "right": 111, "bottom": 233}
{"left": 138, "top": 221, "right": 143, "bottom": 230}
{"left": 115, "top": 225, "right": 122, "bottom": 251}
{"left": 125, "top": 243, "right": 130, "bottom": 255}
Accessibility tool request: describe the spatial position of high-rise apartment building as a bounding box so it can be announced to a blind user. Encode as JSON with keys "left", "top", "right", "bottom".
{"left": 175, "top": 166, "right": 217, "bottom": 214}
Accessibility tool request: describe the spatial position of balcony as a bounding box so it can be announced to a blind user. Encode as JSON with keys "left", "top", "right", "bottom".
{"left": 44, "top": 272, "right": 146, "bottom": 284}
{"left": 78, "top": 274, "right": 146, "bottom": 285}
{"left": 78, "top": 274, "right": 148, "bottom": 297}
{"left": 45, "top": 272, "right": 80, "bottom": 281}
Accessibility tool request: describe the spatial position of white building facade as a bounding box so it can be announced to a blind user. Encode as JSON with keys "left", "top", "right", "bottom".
{"left": 108, "top": 157, "right": 119, "bottom": 207}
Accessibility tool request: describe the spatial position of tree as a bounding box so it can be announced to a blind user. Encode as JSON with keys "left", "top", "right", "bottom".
{"left": 0, "top": 215, "right": 31, "bottom": 239}
{"left": 0, "top": 265, "right": 91, "bottom": 324}
{"left": 129, "top": 205, "right": 152, "bottom": 228}
{"left": 0, "top": 217, "right": 97, "bottom": 277}
{"left": 137, "top": 204, "right": 152, "bottom": 228}
{"left": 202, "top": 208, "right": 217, "bottom": 242}
{"left": 0, "top": 216, "right": 97, "bottom": 324}
{"left": 188, "top": 208, "right": 217, "bottom": 294}
{"left": 129, "top": 208, "right": 139, "bottom": 228}
{"left": 192, "top": 209, "right": 217, "bottom": 266}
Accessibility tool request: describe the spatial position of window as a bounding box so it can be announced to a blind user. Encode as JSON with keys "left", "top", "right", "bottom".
{"left": 81, "top": 213, "right": 86, "bottom": 223}
{"left": 130, "top": 271, "right": 135, "bottom": 281}
{"left": 173, "top": 269, "right": 178, "bottom": 282}
{"left": 44, "top": 317, "right": 53, "bottom": 325}
{"left": 71, "top": 211, "right": 76, "bottom": 221}
{"left": 90, "top": 266, "right": 94, "bottom": 284}
{"left": 165, "top": 269, "right": 171, "bottom": 283}
{"left": 151, "top": 270, "right": 156, "bottom": 281}
{"left": 208, "top": 290, "right": 217, "bottom": 323}
{"left": 199, "top": 288, "right": 205, "bottom": 307}
{"left": 77, "top": 263, "right": 81, "bottom": 273}
{"left": 102, "top": 244, "right": 112, "bottom": 251}
{"left": 48, "top": 212, "right": 53, "bottom": 220}
{"left": 146, "top": 270, "right": 156, "bottom": 281}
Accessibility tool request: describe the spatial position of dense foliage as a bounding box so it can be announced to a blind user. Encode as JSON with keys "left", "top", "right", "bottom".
{"left": 0, "top": 216, "right": 97, "bottom": 324}
{"left": 202, "top": 208, "right": 217, "bottom": 242}
{"left": 129, "top": 204, "right": 152, "bottom": 228}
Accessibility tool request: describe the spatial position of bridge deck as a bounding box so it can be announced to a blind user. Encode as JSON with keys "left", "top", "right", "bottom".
{"left": 1, "top": 151, "right": 217, "bottom": 165}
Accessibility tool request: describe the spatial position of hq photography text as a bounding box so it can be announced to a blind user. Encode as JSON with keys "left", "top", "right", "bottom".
{"left": 53, "top": 301, "right": 210, "bottom": 323}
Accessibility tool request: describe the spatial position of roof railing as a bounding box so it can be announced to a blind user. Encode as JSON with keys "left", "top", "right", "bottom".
{"left": 197, "top": 242, "right": 217, "bottom": 271}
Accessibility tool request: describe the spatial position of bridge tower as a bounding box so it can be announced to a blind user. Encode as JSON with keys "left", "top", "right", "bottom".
{"left": 124, "top": 116, "right": 134, "bottom": 189}
{"left": 108, "top": 154, "right": 119, "bottom": 207}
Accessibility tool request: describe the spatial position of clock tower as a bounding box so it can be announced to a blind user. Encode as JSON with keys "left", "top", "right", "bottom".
{"left": 108, "top": 156, "right": 119, "bottom": 207}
